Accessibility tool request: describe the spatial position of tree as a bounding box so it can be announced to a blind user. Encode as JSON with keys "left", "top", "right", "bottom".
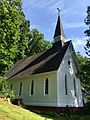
{"left": 84, "top": 6, "right": 90, "bottom": 57}
{"left": 76, "top": 52, "right": 90, "bottom": 93}
{"left": 26, "top": 29, "right": 51, "bottom": 56}
{"left": 0, "top": 0, "right": 30, "bottom": 75}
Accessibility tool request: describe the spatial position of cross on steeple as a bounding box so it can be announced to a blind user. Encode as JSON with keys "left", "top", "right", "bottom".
{"left": 57, "top": 8, "right": 61, "bottom": 17}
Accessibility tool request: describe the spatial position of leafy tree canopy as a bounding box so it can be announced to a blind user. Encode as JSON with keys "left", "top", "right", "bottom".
{"left": 76, "top": 52, "right": 90, "bottom": 93}
{"left": 84, "top": 6, "right": 90, "bottom": 57}
{"left": 0, "top": 0, "right": 51, "bottom": 76}
{"left": 0, "top": 0, "right": 30, "bottom": 75}
{"left": 26, "top": 29, "right": 51, "bottom": 56}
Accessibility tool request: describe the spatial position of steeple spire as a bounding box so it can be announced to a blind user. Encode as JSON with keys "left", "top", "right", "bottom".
{"left": 53, "top": 8, "right": 65, "bottom": 47}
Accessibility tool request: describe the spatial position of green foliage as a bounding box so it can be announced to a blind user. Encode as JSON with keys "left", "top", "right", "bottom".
{"left": 85, "top": 101, "right": 90, "bottom": 114}
{"left": 0, "top": 76, "right": 8, "bottom": 92}
{"left": 0, "top": 0, "right": 51, "bottom": 75}
{"left": 26, "top": 29, "right": 51, "bottom": 56}
{"left": 84, "top": 6, "right": 90, "bottom": 57}
{"left": 76, "top": 52, "right": 90, "bottom": 93}
{"left": 0, "top": 0, "right": 30, "bottom": 75}
{"left": 0, "top": 76, "right": 15, "bottom": 100}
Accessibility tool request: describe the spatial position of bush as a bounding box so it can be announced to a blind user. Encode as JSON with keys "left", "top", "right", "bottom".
{"left": 0, "top": 76, "right": 16, "bottom": 101}
{"left": 84, "top": 101, "right": 90, "bottom": 114}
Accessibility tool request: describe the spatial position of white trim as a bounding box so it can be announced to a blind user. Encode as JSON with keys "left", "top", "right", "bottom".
{"left": 43, "top": 79, "right": 45, "bottom": 96}
{"left": 23, "top": 102, "right": 57, "bottom": 107}
{"left": 18, "top": 82, "right": 22, "bottom": 96}
{"left": 10, "top": 70, "right": 57, "bottom": 81}
{"left": 18, "top": 84, "right": 19, "bottom": 96}
{"left": 23, "top": 101, "right": 83, "bottom": 107}
{"left": 65, "top": 74, "right": 68, "bottom": 96}
{"left": 29, "top": 81, "right": 31, "bottom": 96}
{"left": 54, "top": 35, "right": 65, "bottom": 42}
{"left": 33, "top": 80, "right": 35, "bottom": 95}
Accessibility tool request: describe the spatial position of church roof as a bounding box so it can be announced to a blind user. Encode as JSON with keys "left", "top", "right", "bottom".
{"left": 6, "top": 41, "right": 71, "bottom": 80}
{"left": 54, "top": 15, "right": 65, "bottom": 39}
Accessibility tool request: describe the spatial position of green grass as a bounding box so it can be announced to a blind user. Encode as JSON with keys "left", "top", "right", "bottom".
{"left": 0, "top": 98, "right": 64, "bottom": 120}
{"left": 0, "top": 98, "right": 90, "bottom": 120}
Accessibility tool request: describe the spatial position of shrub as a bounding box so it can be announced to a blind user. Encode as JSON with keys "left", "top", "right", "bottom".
{"left": 84, "top": 101, "right": 90, "bottom": 114}
{"left": 0, "top": 76, "right": 16, "bottom": 101}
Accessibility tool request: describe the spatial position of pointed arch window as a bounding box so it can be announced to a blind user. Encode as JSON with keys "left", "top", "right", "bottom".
{"left": 44, "top": 78, "right": 48, "bottom": 95}
{"left": 19, "top": 82, "right": 22, "bottom": 96}
{"left": 29, "top": 80, "right": 34, "bottom": 96}
{"left": 68, "top": 60, "right": 71, "bottom": 68}
{"left": 65, "top": 75, "right": 68, "bottom": 95}
{"left": 73, "top": 78, "right": 76, "bottom": 97}
{"left": 68, "top": 60, "right": 70, "bottom": 65}
{"left": 31, "top": 80, "right": 34, "bottom": 95}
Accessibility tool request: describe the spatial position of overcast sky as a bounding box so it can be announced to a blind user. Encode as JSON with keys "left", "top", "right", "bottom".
{"left": 22, "top": 0, "right": 90, "bottom": 56}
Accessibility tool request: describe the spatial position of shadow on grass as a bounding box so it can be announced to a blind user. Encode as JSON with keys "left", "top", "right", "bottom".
{"left": 26, "top": 109, "right": 69, "bottom": 120}
{"left": 21, "top": 105, "right": 90, "bottom": 120}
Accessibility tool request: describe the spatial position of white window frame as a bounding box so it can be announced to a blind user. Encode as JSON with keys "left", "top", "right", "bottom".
{"left": 44, "top": 78, "right": 49, "bottom": 96}
{"left": 29, "top": 80, "right": 35, "bottom": 96}
{"left": 65, "top": 75, "right": 68, "bottom": 95}
{"left": 18, "top": 82, "right": 22, "bottom": 96}
{"left": 73, "top": 78, "right": 77, "bottom": 97}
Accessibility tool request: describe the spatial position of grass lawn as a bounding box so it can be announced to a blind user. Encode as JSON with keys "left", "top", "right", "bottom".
{"left": 0, "top": 98, "right": 90, "bottom": 120}
{"left": 0, "top": 98, "right": 65, "bottom": 120}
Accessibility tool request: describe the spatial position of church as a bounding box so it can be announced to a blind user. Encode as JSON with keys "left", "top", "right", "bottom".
{"left": 6, "top": 12, "right": 84, "bottom": 112}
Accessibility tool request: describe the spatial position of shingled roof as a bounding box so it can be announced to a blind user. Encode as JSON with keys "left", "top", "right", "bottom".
{"left": 54, "top": 16, "right": 65, "bottom": 40}
{"left": 6, "top": 40, "right": 71, "bottom": 80}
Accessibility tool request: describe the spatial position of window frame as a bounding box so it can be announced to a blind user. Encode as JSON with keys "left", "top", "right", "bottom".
{"left": 68, "top": 60, "right": 71, "bottom": 68}
{"left": 68, "top": 60, "right": 70, "bottom": 66}
{"left": 19, "top": 82, "right": 22, "bottom": 96}
{"left": 44, "top": 78, "right": 49, "bottom": 95}
{"left": 73, "top": 78, "right": 76, "bottom": 97}
{"left": 65, "top": 75, "right": 68, "bottom": 95}
{"left": 29, "top": 80, "right": 34, "bottom": 96}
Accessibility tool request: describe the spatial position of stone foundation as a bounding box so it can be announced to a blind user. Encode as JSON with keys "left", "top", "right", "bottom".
{"left": 26, "top": 106, "right": 84, "bottom": 113}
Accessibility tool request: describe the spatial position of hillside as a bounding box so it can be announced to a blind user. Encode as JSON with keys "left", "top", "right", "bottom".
{"left": 0, "top": 98, "right": 90, "bottom": 120}
{"left": 0, "top": 98, "right": 56, "bottom": 120}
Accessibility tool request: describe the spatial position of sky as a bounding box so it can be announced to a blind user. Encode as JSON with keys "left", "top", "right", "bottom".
{"left": 22, "top": 0, "right": 90, "bottom": 56}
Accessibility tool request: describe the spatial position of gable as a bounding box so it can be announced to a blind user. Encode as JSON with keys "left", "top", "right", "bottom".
{"left": 58, "top": 41, "right": 79, "bottom": 73}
